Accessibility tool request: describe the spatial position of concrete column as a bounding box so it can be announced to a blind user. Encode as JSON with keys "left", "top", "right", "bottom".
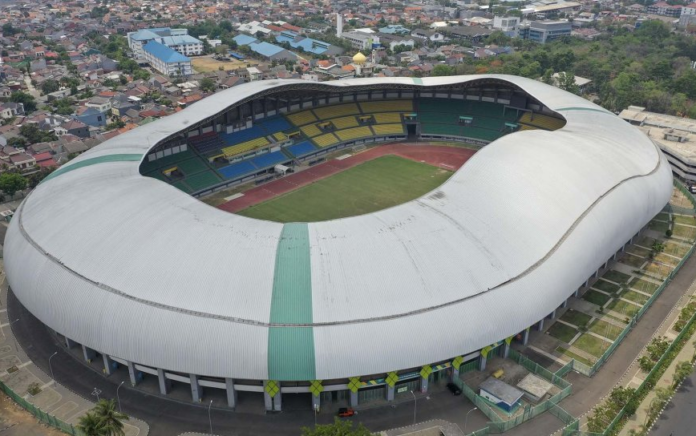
{"left": 264, "top": 381, "right": 281, "bottom": 411}
{"left": 81, "top": 345, "right": 96, "bottom": 362}
{"left": 502, "top": 342, "right": 510, "bottom": 359}
{"left": 386, "top": 384, "right": 395, "bottom": 401}
{"left": 420, "top": 376, "right": 429, "bottom": 393}
{"left": 157, "top": 368, "right": 170, "bottom": 395}
{"left": 536, "top": 318, "right": 545, "bottom": 331}
{"left": 478, "top": 354, "right": 487, "bottom": 371}
{"left": 102, "top": 355, "right": 114, "bottom": 376}
{"left": 561, "top": 299, "right": 568, "bottom": 309}
{"left": 584, "top": 279, "right": 590, "bottom": 288}
{"left": 350, "top": 390, "right": 358, "bottom": 407}
{"left": 190, "top": 374, "right": 202, "bottom": 402}
{"left": 127, "top": 361, "right": 138, "bottom": 386}
{"left": 312, "top": 393, "right": 320, "bottom": 412}
{"left": 548, "top": 309, "right": 556, "bottom": 320}
{"left": 225, "top": 378, "right": 237, "bottom": 409}
{"left": 522, "top": 328, "right": 530, "bottom": 346}
{"left": 574, "top": 288, "right": 580, "bottom": 298}
{"left": 64, "top": 337, "right": 75, "bottom": 349}
{"left": 594, "top": 270, "right": 599, "bottom": 279}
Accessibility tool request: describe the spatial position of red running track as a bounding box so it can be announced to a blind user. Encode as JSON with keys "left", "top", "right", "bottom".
{"left": 218, "top": 143, "right": 477, "bottom": 213}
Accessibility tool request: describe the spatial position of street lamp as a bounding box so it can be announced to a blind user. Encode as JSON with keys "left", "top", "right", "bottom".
{"left": 116, "top": 381, "right": 124, "bottom": 413}
{"left": 410, "top": 391, "right": 417, "bottom": 426}
{"left": 208, "top": 400, "right": 213, "bottom": 435}
{"left": 48, "top": 351, "right": 58, "bottom": 382}
{"left": 464, "top": 406, "right": 478, "bottom": 434}
{"left": 91, "top": 388, "right": 101, "bottom": 402}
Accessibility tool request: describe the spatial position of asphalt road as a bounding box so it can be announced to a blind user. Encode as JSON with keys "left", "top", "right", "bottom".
{"left": 8, "top": 289, "right": 489, "bottom": 436}
{"left": 651, "top": 373, "right": 696, "bottom": 436}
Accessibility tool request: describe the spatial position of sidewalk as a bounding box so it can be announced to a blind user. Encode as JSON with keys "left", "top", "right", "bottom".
{"left": 619, "top": 310, "right": 696, "bottom": 435}
{"left": 0, "top": 260, "right": 149, "bottom": 436}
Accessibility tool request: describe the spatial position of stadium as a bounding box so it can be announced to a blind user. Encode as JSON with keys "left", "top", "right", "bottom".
{"left": 5, "top": 75, "right": 673, "bottom": 412}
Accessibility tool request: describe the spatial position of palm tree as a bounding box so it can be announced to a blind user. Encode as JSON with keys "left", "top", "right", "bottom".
{"left": 93, "top": 399, "right": 129, "bottom": 436}
{"left": 77, "top": 412, "right": 105, "bottom": 436}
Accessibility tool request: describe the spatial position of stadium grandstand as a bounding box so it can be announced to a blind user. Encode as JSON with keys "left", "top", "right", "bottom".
{"left": 135, "top": 79, "right": 571, "bottom": 196}
{"left": 6, "top": 76, "right": 672, "bottom": 413}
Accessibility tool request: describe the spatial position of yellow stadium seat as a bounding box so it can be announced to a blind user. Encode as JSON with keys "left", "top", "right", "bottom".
{"left": 335, "top": 126, "right": 372, "bottom": 142}
{"left": 372, "top": 124, "right": 405, "bottom": 136}
{"left": 331, "top": 116, "right": 359, "bottom": 130}
{"left": 313, "top": 133, "right": 339, "bottom": 148}
{"left": 373, "top": 113, "right": 404, "bottom": 124}
{"left": 222, "top": 137, "right": 270, "bottom": 157}
{"left": 287, "top": 110, "right": 318, "bottom": 126}
{"left": 313, "top": 103, "right": 360, "bottom": 120}
{"left": 301, "top": 124, "right": 322, "bottom": 138}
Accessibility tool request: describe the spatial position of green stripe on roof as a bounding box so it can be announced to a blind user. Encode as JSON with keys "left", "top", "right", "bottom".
{"left": 412, "top": 77, "right": 423, "bottom": 85}
{"left": 43, "top": 154, "right": 143, "bottom": 183}
{"left": 268, "top": 223, "right": 316, "bottom": 381}
{"left": 555, "top": 106, "right": 611, "bottom": 115}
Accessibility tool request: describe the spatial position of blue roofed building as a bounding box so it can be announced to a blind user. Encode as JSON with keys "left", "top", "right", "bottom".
{"left": 234, "top": 35, "right": 297, "bottom": 61}
{"left": 128, "top": 27, "right": 203, "bottom": 60}
{"left": 275, "top": 31, "right": 344, "bottom": 56}
{"left": 378, "top": 25, "right": 411, "bottom": 35}
{"left": 233, "top": 34, "right": 259, "bottom": 46}
{"left": 143, "top": 41, "right": 193, "bottom": 77}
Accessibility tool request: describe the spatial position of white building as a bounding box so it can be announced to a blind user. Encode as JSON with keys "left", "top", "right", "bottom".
{"left": 128, "top": 28, "right": 203, "bottom": 60}
{"left": 143, "top": 41, "right": 193, "bottom": 77}
{"left": 493, "top": 16, "right": 520, "bottom": 37}
{"left": 341, "top": 31, "right": 379, "bottom": 50}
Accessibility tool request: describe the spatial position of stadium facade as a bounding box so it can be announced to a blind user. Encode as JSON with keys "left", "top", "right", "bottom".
{"left": 5, "top": 75, "right": 673, "bottom": 411}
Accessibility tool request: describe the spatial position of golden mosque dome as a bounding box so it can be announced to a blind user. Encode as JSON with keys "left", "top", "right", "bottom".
{"left": 353, "top": 52, "right": 367, "bottom": 65}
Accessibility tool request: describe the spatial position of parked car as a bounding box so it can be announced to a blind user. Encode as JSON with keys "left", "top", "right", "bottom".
{"left": 337, "top": 407, "right": 356, "bottom": 417}
{"left": 447, "top": 382, "right": 462, "bottom": 395}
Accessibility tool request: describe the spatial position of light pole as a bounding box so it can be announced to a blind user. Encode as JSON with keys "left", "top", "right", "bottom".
{"left": 464, "top": 406, "right": 478, "bottom": 434}
{"left": 410, "top": 391, "right": 417, "bottom": 425}
{"left": 48, "top": 351, "right": 58, "bottom": 382}
{"left": 208, "top": 400, "right": 213, "bottom": 435}
{"left": 91, "top": 388, "right": 101, "bottom": 402}
{"left": 116, "top": 381, "right": 124, "bottom": 413}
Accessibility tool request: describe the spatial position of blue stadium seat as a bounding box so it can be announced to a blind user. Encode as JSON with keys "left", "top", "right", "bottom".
{"left": 286, "top": 142, "right": 318, "bottom": 157}
{"left": 218, "top": 161, "right": 257, "bottom": 179}
{"left": 220, "top": 126, "right": 268, "bottom": 147}
{"left": 257, "top": 116, "right": 291, "bottom": 134}
{"left": 250, "top": 151, "right": 289, "bottom": 169}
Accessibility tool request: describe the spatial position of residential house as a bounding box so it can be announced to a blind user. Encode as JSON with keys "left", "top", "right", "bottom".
{"left": 0, "top": 102, "right": 24, "bottom": 119}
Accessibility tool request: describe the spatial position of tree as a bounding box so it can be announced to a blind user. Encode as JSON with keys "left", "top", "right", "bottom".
{"left": 199, "top": 78, "right": 217, "bottom": 93}
{"left": 557, "top": 72, "right": 580, "bottom": 95}
{"left": 19, "top": 124, "right": 57, "bottom": 144}
{"left": 2, "top": 23, "right": 19, "bottom": 36}
{"left": 27, "top": 167, "right": 55, "bottom": 189}
{"left": 93, "top": 399, "right": 129, "bottom": 436}
{"left": 672, "top": 361, "right": 693, "bottom": 389}
{"left": 0, "top": 173, "right": 27, "bottom": 198}
{"left": 7, "top": 137, "right": 27, "bottom": 148}
{"left": 40, "top": 79, "right": 60, "bottom": 95}
{"left": 77, "top": 412, "right": 105, "bottom": 436}
{"left": 301, "top": 418, "right": 372, "bottom": 436}
{"left": 10, "top": 91, "right": 37, "bottom": 113}
{"left": 431, "top": 64, "right": 455, "bottom": 76}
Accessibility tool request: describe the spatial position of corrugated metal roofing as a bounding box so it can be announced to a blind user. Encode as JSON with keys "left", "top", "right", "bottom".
{"left": 5, "top": 76, "right": 673, "bottom": 382}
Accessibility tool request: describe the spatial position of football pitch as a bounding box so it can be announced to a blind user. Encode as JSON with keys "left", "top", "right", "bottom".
{"left": 236, "top": 155, "right": 452, "bottom": 223}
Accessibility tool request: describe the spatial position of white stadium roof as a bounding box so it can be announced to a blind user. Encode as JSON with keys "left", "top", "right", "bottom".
{"left": 5, "top": 75, "right": 673, "bottom": 382}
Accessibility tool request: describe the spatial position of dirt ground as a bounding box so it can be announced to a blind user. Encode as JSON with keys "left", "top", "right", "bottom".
{"left": 191, "top": 56, "right": 258, "bottom": 73}
{"left": 0, "top": 392, "right": 65, "bottom": 436}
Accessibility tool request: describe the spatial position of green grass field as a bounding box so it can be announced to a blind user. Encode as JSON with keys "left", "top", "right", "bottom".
{"left": 237, "top": 155, "right": 452, "bottom": 223}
